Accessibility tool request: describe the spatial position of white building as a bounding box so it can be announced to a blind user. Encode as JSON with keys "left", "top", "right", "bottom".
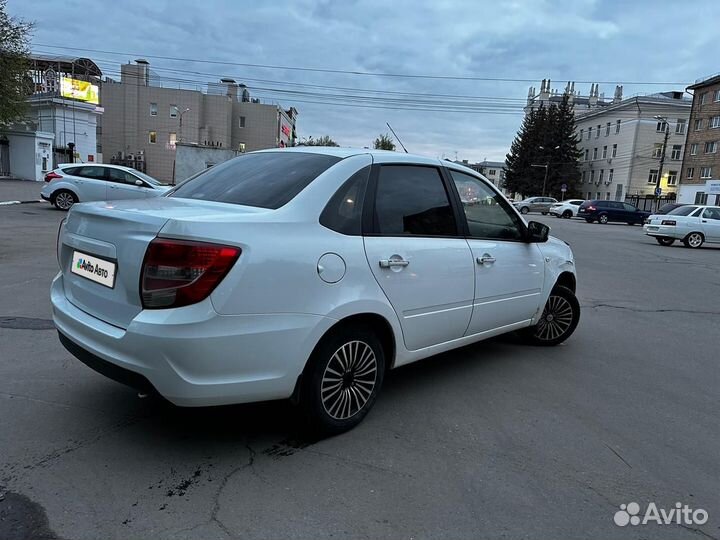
{"left": 526, "top": 79, "right": 624, "bottom": 117}
{"left": 574, "top": 92, "right": 691, "bottom": 201}
{"left": 455, "top": 159, "right": 507, "bottom": 189}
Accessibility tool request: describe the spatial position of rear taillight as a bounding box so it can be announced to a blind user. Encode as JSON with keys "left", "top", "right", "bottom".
{"left": 45, "top": 172, "right": 62, "bottom": 182}
{"left": 661, "top": 220, "right": 676, "bottom": 226}
{"left": 587, "top": 205, "right": 596, "bottom": 211}
{"left": 140, "top": 238, "right": 241, "bottom": 309}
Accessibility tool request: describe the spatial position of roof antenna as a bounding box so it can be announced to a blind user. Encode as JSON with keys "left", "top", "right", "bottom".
{"left": 386, "top": 122, "right": 408, "bottom": 153}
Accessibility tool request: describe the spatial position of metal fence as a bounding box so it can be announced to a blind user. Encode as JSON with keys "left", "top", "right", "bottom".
{"left": 624, "top": 193, "right": 677, "bottom": 212}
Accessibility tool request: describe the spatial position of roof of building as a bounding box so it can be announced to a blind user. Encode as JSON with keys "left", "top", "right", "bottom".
{"left": 575, "top": 92, "right": 691, "bottom": 121}
{"left": 29, "top": 54, "right": 102, "bottom": 78}
{"left": 688, "top": 73, "right": 720, "bottom": 90}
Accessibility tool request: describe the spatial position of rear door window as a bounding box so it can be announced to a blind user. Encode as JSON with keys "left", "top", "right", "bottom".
{"left": 169, "top": 152, "right": 341, "bottom": 209}
{"left": 76, "top": 166, "right": 107, "bottom": 180}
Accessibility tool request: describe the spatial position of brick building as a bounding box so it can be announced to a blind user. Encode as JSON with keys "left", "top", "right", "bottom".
{"left": 678, "top": 74, "right": 720, "bottom": 204}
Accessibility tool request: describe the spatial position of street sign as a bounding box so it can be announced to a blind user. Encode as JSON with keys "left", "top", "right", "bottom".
{"left": 561, "top": 183, "right": 568, "bottom": 190}
{"left": 705, "top": 180, "right": 720, "bottom": 195}
{"left": 655, "top": 187, "right": 662, "bottom": 196}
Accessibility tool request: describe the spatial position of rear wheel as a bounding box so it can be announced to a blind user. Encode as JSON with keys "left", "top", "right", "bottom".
{"left": 52, "top": 190, "right": 77, "bottom": 211}
{"left": 683, "top": 232, "right": 704, "bottom": 249}
{"left": 655, "top": 237, "right": 675, "bottom": 246}
{"left": 585, "top": 218, "right": 594, "bottom": 223}
{"left": 598, "top": 214, "right": 609, "bottom": 224}
{"left": 562, "top": 210, "right": 573, "bottom": 219}
{"left": 522, "top": 286, "right": 580, "bottom": 346}
{"left": 520, "top": 206, "right": 529, "bottom": 215}
{"left": 541, "top": 212, "right": 548, "bottom": 215}
{"left": 300, "top": 325, "right": 385, "bottom": 434}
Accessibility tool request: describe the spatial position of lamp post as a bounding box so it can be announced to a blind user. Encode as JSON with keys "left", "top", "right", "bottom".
{"left": 171, "top": 107, "right": 190, "bottom": 186}
{"left": 653, "top": 115, "right": 670, "bottom": 212}
{"left": 532, "top": 145, "right": 560, "bottom": 197}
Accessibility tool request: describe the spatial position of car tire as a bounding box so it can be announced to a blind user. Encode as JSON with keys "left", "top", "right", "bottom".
{"left": 656, "top": 237, "right": 675, "bottom": 246}
{"left": 598, "top": 214, "right": 609, "bottom": 224}
{"left": 300, "top": 324, "right": 385, "bottom": 434}
{"left": 52, "top": 190, "right": 78, "bottom": 211}
{"left": 520, "top": 207, "right": 530, "bottom": 215}
{"left": 683, "top": 232, "right": 704, "bottom": 249}
{"left": 562, "top": 210, "right": 573, "bottom": 219}
{"left": 541, "top": 212, "right": 547, "bottom": 215}
{"left": 585, "top": 218, "right": 594, "bottom": 223}
{"left": 626, "top": 222, "right": 635, "bottom": 226}
{"left": 522, "top": 285, "right": 580, "bottom": 347}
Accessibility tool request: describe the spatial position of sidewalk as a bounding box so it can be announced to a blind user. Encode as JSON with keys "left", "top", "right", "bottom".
{"left": 0, "top": 179, "right": 45, "bottom": 205}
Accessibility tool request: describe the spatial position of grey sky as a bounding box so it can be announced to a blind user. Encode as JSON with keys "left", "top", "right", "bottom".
{"left": 11, "top": 0, "right": 720, "bottom": 161}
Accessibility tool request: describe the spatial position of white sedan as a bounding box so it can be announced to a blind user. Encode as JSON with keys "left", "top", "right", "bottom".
{"left": 549, "top": 199, "right": 585, "bottom": 218}
{"left": 51, "top": 148, "right": 580, "bottom": 433}
{"left": 644, "top": 205, "right": 720, "bottom": 248}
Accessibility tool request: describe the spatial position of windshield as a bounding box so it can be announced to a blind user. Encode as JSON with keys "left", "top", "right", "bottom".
{"left": 168, "top": 152, "right": 342, "bottom": 209}
{"left": 668, "top": 206, "right": 699, "bottom": 216}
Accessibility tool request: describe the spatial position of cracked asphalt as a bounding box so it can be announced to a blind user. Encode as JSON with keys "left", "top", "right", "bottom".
{"left": 1, "top": 201, "right": 718, "bottom": 540}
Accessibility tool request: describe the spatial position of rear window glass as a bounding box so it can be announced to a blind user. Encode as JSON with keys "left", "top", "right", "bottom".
{"left": 168, "top": 152, "right": 342, "bottom": 209}
{"left": 669, "top": 206, "right": 698, "bottom": 216}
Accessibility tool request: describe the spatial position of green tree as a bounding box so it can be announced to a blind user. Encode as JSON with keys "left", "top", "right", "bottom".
{"left": 505, "top": 95, "right": 581, "bottom": 198}
{"left": 0, "top": 0, "right": 32, "bottom": 125}
{"left": 297, "top": 135, "right": 339, "bottom": 147}
{"left": 373, "top": 133, "right": 396, "bottom": 151}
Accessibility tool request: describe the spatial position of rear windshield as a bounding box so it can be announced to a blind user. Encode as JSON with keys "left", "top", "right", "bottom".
{"left": 168, "top": 152, "right": 342, "bottom": 209}
{"left": 668, "top": 206, "right": 698, "bottom": 216}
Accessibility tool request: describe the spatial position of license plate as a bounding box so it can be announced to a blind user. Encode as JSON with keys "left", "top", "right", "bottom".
{"left": 647, "top": 226, "right": 659, "bottom": 232}
{"left": 71, "top": 251, "right": 116, "bottom": 288}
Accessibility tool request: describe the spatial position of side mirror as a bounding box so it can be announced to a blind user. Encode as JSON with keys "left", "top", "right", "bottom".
{"left": 526, "top": 221, "right": 550, "bottom": 243}
{"left": 135, "top": 179, "right": 143, "bottom": 186}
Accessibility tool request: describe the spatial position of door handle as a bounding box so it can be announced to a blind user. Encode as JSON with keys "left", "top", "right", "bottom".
{"left": 476, "top": 254, "right": 496, "bottom": 265}
{"left": 379, "top": 259, "right": 409, "bottom": 268}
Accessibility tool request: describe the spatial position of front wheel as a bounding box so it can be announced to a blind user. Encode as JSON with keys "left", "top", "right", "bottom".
{"left": 562, "top": 210, "right": 573, "bottom": 219}
{"left": 522, "top": 286, "right": 580, "bottom": 346}
{"left": 300, "top": 325, "right": 385, "bottom": 434}
{"left": 598, "top": 214, "right": 609, "bottom": 224}
{"left": 655, "top": 237, "right": 675, "bottom": 246}
{"left": 683, "top": 232, "right": 704, "bottom": 249}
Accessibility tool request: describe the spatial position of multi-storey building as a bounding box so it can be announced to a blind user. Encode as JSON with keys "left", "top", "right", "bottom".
{"left": 525, "top": 79, "right": 624, "bottom": 117}
{"left": 101, "top": 60, "right": 298, "bottom": 182}
{"left": 678, "top": 74, "right": 720, "bottom": 204}
{"left": 574, "top": 93, "right": 691, "bottom": 201}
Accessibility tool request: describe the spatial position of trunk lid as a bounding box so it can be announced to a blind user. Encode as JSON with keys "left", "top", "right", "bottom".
{"left": 59, "top": 198, "right": 261, "bottom": 328}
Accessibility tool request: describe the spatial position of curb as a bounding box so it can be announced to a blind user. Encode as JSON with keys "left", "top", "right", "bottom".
{"left": 0, "top": 200, "right": 44, "bottom": 206}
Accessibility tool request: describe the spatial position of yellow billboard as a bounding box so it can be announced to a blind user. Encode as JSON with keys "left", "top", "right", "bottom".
{"left": 60, "top": 77, "right": 99, "bottom": 105}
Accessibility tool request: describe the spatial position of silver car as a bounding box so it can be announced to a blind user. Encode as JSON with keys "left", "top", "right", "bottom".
{"left": 514, "top": 196, "right": 559, "bottom": 215}
{"left": 41, "top": 164, "right": 170, "bottom": 210}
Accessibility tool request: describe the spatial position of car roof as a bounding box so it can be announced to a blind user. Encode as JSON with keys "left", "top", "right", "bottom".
{"left": 57, "top": 163, "right": 139, "bottom": 173}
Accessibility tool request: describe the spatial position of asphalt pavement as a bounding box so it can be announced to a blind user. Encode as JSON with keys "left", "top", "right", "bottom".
{"left": 0, "top": 201, "right": 718, "bottom": 540}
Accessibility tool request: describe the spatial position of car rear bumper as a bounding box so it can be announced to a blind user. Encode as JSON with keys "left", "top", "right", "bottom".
{"left": 643, "top": 225, "right": 684, "bottom": 238}
{"left": 51, "top": 274, "right": 334, "bottom": 406}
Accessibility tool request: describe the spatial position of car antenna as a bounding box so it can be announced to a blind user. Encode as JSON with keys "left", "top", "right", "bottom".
{"left": 386, "top": 122, "right": 409, "bottom": 153}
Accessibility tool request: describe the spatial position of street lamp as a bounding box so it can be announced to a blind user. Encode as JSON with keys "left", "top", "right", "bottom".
{"left": 532, "top": 145, "right": 560, "bottom": 197}
{"left": 653, "top": 115, "right": 670, "bottom": 212}
{"left": 173, "top": 106, "right": 191, "bottom": 142}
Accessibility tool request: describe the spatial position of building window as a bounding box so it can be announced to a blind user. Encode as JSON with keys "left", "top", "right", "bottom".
{"left": 694, "top": 191, "right": 707, "bottom": 204}
{"left": 593, "top": 147, "right": 598, "bottom": 160}
{"left": 588, "top": 127, "right": 592, "bottom": 139}
{"left": 170, "top": 105, "right": 178, "bottom": 118}
{"left": 168, "top": 132, "right": 177, "bottom": 149}
{"left": 609, "top": 169, "right": 614, "bottom": 182}
{"left": 671, "top": 144, "right": 682, "bottom": 160}
{"left": 656, "top": 120, "right": 667, "bottom": 132}
{"left": 590, "top": 170, "right": 595, "bottom": 183}
{"left": 596, "top": 124, "right": 601, "bottom": 138}
{"left": 149, "top": 131, "right": 157, "bottom": 144}
{"left": 694, "top": 118, "right": 704, "bottom": 131}
{"left": 701, "top": 167, "right": 712, "bottom": 178}
{"left": 596, "top": 191, "right": 601, "bottom": 199}
{"left": 605, "top": 122, "right": 611, "bottom": 136}
{"left": 488, "top": 169, "right": 496, "bottom": 175}
{"left": 606, "top": 192, "right": 611, "bottom": 200}
{"left": 648, "top": 169, "right": 659, "bottom": 184}
{"left": 612, "top": 144, "right": 617, "bottom": 157}
{"left": 710, "top": 116, "right": 720, "bottom": 128}
{"left": 676, "top": 119, "right": 686, "bottom": 134}
{"left": 690, "top": 143, "right": 699, "bottom": 155}
{"left": 687, "top": 167, "right": 694, "bottom": 179}
{"left": 602, "top": 145, "right": 608, "bottom": 159}
{"left": 667, "top": 171, "right": 678, "bottom": 186}
{"left": 705, "top": 141, "right": 718, "bottom": 154}
{"left": 599, "top": 169, "right": 604, "bottom": 183}
{"left": 616, "top": 119, "right": 621, "bottom": 133}
{"left": 584, "top": 149, "right": 589, "bottom": 161}
{"left": 652, "top": 143, "right": 664, "bottom": 158}
{"left": 715, "top": 89, "right": 720, "bottom": 102}
{"left": 239, "top": 116, "right": 246, "bottom": 128}
{"left": 579, "top": 129, "right": 584, "bottom": 140}
{"left": 581, "top": 171, "right": 587, "bottom": 183}
{"left": 150, "top": 103, "right": 157, "bottom": 116}
{"left": 587, "top": 191, "right": 592, "bottom": 200}
{"left": 700, "top": 93, "right": 708, "bottom": 105}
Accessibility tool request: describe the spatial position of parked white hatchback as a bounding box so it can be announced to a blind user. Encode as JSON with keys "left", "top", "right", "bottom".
{"left": 51, "top": 148, "right": 580, "bottom": 433}
{"left": 549, "top": 199, "right": 585, "bottom": 218}
{"left": 644, "top": 204, "right": 720, "bottom": 247}
{"left": 41, "top": 163, "right": 170, "bottom": 210}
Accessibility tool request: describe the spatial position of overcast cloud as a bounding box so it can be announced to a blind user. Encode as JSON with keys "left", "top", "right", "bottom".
{"left": 11, "top": 0, "right": 720, "bottom": 161}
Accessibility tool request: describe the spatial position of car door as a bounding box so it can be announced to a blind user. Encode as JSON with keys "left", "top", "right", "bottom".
{"left": 528, "top": 198, "right": 542, "bottom": 212}
{"left": 700, "top": 207, "right": 720, "bottom": 241}
{"left": 622, "top": 202, "right": 640, "bottom": 223}
{"left": 73, "top": 166, "right": 108, "bottom": 201}
{"left": 106, "top": 168, "right": 152, "bottom": 200}
{"left": 363, "top": 163, "right": 475, "bottom": 351}
{"left": 447, "top": 169, "right": 545, "bottom": 334}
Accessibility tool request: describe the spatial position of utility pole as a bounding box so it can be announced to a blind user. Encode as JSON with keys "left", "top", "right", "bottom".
{"left": 531, "top": 163, "right": 549, "bottom": 196}
{"left": 654, "top": 116, "right": 670, "bottom": 211}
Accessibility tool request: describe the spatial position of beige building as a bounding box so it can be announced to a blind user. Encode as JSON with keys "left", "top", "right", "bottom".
{"left": 101, "top": 60, "right": 298, "bottom": 182}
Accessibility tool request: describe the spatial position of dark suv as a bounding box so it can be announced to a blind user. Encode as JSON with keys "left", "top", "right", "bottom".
{"left": 577, "top": 200, "right": 650, "bottom": 225}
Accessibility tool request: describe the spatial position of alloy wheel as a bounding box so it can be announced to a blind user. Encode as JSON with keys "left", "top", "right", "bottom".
{"left": 687, "top": 233, "right": 703, "bottom": 248}
{"left": 55, "top": 192, "right": 75, "bottom": 210}
{"left": 321, "top": 340, "right": 377, "bottom": 420}
{"left": 535, "top": 294, "right": 575, "bottom": 342}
